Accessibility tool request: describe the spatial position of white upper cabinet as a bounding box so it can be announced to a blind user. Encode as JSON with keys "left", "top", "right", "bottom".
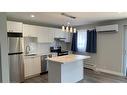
{"left": 37, "top": 26, "right": 54, "bottom": 43}
{"left": 64, "top": 32, "right": 71, "bottom": 42}
{"left": 54, "top": 29, "right": 71, "bottom": 42}
{"left": 7, "top": 21, "right": 23, "bottom": 33}
{"left": 23, "top": 24, "right": 38, "bottom": 37}
{"left": 23, "top": 24, "right": 71, "bottom": 43}
{"left": 54, "top": 28, "right": 65, "bottom": 38}
{"left": 23, "top": 24, "right": 54, "bottom": 43}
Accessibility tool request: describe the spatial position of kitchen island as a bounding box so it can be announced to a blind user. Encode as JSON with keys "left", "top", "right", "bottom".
{"left": 47, "top": 54, "right": 90, "bottom": 83}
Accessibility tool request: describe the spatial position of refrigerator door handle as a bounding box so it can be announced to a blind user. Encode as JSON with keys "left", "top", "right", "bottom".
{"left": 8, "top": 52, "right": 23, "bottom": 55}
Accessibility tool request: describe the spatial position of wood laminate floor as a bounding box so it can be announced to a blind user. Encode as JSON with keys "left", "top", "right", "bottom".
{"left": 24, "top": 68, "right": 127, "bottom": 83}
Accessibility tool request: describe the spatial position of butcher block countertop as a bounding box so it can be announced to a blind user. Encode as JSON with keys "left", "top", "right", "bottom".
{"left": 46, "top": 54, "right": 91, "bottom": 64}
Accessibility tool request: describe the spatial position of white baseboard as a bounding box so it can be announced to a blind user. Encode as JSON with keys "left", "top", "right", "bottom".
{"left": 96, "top": 68, "right": 123, "bottom": 76}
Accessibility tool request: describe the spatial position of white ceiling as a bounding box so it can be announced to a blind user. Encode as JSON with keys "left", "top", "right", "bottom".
{"left": 6, "top": 12, "right": 127, "bottom": 27}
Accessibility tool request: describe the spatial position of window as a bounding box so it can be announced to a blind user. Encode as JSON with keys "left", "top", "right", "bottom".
{"left": 77, "top": 30, "right": 87, "bottom": 52}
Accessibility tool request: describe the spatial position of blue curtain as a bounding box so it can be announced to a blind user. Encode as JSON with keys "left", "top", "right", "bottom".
{"left": 71, "top": 32, "right": 78, "bottom": 52}
{"left": 86, "top": 29, "right": 97, "bottom": 53}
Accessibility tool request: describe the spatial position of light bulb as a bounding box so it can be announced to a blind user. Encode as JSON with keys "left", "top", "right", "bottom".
{"left": 74, "top": 28, "right": 76, "bottom": 33}
{"left": 62, "top": 26, "right": 65, "bottom": 32}
{"left": 66, "top": 26, "right": 69, "bottom": 32}
{"left": 70, "top": 27, "right": 73, "bottom": 33}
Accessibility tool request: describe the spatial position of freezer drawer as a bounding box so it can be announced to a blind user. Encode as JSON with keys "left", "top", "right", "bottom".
{"left": 9, "top": 54, "right": 24, "bottom": 83}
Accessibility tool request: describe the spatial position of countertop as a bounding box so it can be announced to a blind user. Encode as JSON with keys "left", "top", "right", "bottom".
{"left": 23, "top": 52, "right": 57, "bottom": 58}
{"left": 46, "top": 54, "right": 91, "bottom": 64}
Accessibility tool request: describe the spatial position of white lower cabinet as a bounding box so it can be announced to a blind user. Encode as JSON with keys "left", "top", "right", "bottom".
{"left": 24, "top": 56, "right": 41, "bottom": 78}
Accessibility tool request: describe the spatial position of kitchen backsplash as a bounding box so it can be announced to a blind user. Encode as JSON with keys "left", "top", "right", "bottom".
{"left": 37, "top": 43, "right": 51, "bottom": 54}
{"left": 50, "top": 40, "right": 71, "bottom": 50}
{"left": 37, "top": 41, "right": 71, "bottom": 54}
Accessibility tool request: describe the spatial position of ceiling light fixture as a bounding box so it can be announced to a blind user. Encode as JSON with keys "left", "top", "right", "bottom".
{"left": 61, "top": 13, "right": 77, "bottom": 33}
{"left": 30, "top": 14, "right": 35, "bottom": 18}
{"left": 62, "top": 22, "right": 77, "bottom": 33}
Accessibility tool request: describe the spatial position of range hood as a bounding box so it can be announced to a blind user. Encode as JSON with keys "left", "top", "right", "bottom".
{"left": 54, "top": 37, "right": 66, "bottom": 41}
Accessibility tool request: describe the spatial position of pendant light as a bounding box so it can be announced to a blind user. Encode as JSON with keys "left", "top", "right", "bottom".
{"left": 62, "top": 22, "right": 77, "bottom": 33}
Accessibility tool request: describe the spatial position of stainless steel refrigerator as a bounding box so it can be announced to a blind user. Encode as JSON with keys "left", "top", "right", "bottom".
{"left": 8, "top": 32, "right": 24, "bottom": 83}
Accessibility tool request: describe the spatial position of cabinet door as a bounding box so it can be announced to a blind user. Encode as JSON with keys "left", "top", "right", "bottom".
{"left": 23, "top": 24, "right": 38, "bottom": 37}
{"left": 37, "top": 26, "right": 54, "bottom": 43}
{"left": 24, "top": 57, "right": 33, "bottom": 78}
{"left": 64, "top": 32, "right": 71, "bottom": 42}
{"left": 7, "top": 21, "right": 23, "bottom": 33}
{"left": 53, "top": 28, "right": 71, "bottom": 42}
{"left": 24, "top": 57, "right": 41, "bottom": 78}
{"left": 37, "top": 26, "right": 48, "bottom": 43}
{"left": 48, "top": 27, "right": 55, "bottom": 42}
{"left": 54, "top": 28, "right": 65, "bottom": 38}
{"left": 32, "top": 57, "right": 41, "bottom": 75}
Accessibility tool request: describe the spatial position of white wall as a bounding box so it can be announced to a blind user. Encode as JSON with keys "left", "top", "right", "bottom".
{"left": 0, "top": 13, "right": 10, "bottom": 82}
{"left": 77, "top": 20, "right": 125, "bottom": 76}
{"left": 96, "top": 31, "right": 123, "bottom": 75}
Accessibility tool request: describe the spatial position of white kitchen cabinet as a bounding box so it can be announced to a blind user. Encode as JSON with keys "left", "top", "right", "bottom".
{"left": 23, "top": 24, "right": 54, "bottom": 43}
{"left": 54, "top": 28, "right": 65, "bottom": 38}
{"left": 24, "top": 57, "right": 33, "bottom": 78}
{"left": 24, "top": 56, "right": 41, "bottom": 78}
{"left": 32, "top": 57, "right": 41, "bottom": 75}
{"left": 23, "top": 24, "right": 38, "bottom": 37}
{"left": 37, "top": 26, "right": 54, "bottom": 43}
{"left": 48, "top": 27, "right": 56, "bottom": 42}
{"left": 64, "top": 32, "right": 71, "bottom": 42}
{"left": 7, "top": 21, "right": 23, "bottom": 33}
{"left": 53, "top": 28, "right": 71, "bottom": 42}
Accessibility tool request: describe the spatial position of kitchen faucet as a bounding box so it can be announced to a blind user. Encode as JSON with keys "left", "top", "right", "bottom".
{"left": 26, "top": 45, "right": 30, "bottom": 54}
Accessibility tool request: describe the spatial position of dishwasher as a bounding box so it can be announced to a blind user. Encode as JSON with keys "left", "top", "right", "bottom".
{"left": 40, "top": 54, "right": 52, "bottom": 74}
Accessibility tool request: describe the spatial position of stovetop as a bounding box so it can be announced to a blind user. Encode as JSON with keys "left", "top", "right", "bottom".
{"left": 50, "top": 46, "right": 69, "bottom": 56}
